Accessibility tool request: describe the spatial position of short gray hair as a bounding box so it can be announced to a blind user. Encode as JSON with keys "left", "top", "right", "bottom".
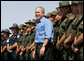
{"left": 36, "top": 6, "right": 45, "bottom": 13}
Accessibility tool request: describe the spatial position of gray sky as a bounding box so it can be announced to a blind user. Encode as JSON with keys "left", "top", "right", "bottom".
{"left": 1, "top": 1, "right": 71, "bottom": 31}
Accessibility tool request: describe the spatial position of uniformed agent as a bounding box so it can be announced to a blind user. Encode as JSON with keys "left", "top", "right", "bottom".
{"left": 71, "top": 21, "right": 83, "bottom": 60}
{"left": 71, "top": 1, "right": 83, "bottom": 60}
{"left": 16, "top": 24, "right": 26, "bottom": 60}
{"left": 7, "top": 23, "right": 19, "bottom": 60}
{"left": 63, "top": 1, "right": 79, "bottom": 48}
{"left": 1, "top": 30, "right": 5, "bottom": 60}
{"left": 17, "top": 24, "right": 31, "bottom": 60}
{"left": 63, "top": 1, "right": 83, "bottom": 60}
{"left": 27, "top": 19, "right": 36, "bottom": 60}
{"left": 1, "top": 29, "right": 11, "bottom": 60}
{"left": 56, "top": 1, "right": 75, "bottom": 60}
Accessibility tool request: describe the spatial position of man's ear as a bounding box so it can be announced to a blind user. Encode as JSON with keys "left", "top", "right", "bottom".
{"left": 42, "top": 12, "right": 45, "bottom": 16}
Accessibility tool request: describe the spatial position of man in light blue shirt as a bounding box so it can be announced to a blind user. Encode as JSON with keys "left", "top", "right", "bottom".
{"left": 35, "top": 6, "right": 53, "bottom": 60}
{"left": 35, "top": 16, "right": 53, "bottom": 43}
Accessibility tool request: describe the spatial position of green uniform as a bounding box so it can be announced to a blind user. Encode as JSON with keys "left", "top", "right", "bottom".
{"left": 8, "top": 34, "right": 20, "bottom": 60}
{"left": 59, "top": 13, "right": 76, "bottom": 60}
{"left": 75, "top": 21, "right": 83, "bottom": 60}
{"left": 53, "top": 22, "right": 60, "bottom": 60}
{"left": 28, "top": 29, "right": 35, "bottom": 60}
{"left": 1, "top": 39, "right": 8, "bottom": 60}
{"left": 17, "top": 34, "right": 24, "bottom": 60}
{"left": 18, "top": 34, "right": 30, "bottom": 60}
{"left": 65, "top": 14, "right": 83, "bottom": 60}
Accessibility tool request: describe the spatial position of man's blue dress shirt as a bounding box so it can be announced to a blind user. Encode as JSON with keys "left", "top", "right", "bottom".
{"left": 35, "top": 17, "right": 53, "bottom": 43}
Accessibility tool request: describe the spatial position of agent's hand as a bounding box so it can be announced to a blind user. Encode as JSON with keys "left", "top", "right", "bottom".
{"left": 1, "top": 47, "right": 3, "bottom": 53}
{"left": 26, "top": 46, "right": 30, "bottom": 52}
{"left": 19, "top": 51, "right": 23, "bottom": 56}
{"left": 32, "top": 49, "right": 36, "bottom": 60}
{"left": 21, "top": 47, "right": 24, "bottom": 52}
{"left": 56, "top": 42, "right": 63, "bottom": 51}
{"left": 71, "top": 44, "right": 79, "bottom": 53}
{"left": 63, "top": 40, "right": 70, "bottom": 48}
{"left": 8, "top": 49, "right": 12, "bottom": 53}
{"left": 40, "top": 46, "right": 45, "bottom": 56}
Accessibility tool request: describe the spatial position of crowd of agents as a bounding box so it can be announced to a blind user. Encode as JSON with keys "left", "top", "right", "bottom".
{"left": 1, "top": 1, "right": 83, "bottom": 60}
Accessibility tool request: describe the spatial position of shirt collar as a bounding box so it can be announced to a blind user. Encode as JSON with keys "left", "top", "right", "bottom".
{"left": 36, "top": 17, "right": 45, "bottom": 23}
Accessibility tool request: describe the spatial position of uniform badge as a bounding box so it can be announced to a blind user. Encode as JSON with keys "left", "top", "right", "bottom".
{"left": 7, "top": 39, "right": 9, "bottom": 43}
{"left": 17, "top": 35, "right": 20, "bottom": 38}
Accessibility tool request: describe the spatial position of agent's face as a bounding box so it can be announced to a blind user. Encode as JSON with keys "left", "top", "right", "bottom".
{"left": 55, "top": 15, "right": 61, "bottom": 21}
{"left": 35, "top": 8, "right": 44, "bottom": 20}
{"left": 19, "top": 28, "right": 24, "bottom": 33}
{"left": 1, "top": 35, "right": 5, "bottom": 40}
{"left": 11, "top": 28, "right": 18, "bottom": 34}
{"left": 71, "top": 5, "right": 79, "bottom": 15}
{"left": 26, "top": 27, "right": 31, "bottom": 32}
{"left": 78, "top": 4, "right": 83, "bottom": 14}
{"left": 59, "top": 7, "right": 69, "bottom": 16}
{"left": 3, "top": 33, "right": 9, "bottom": 38}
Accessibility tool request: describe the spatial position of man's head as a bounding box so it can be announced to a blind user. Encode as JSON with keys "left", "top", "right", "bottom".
{"left": 45, "top": 12, "right": 54, "bottom": 21}
{"left": 71, "top": 1, "right": 79, "bottom": 15}
{"left": 26, "top": 24, "right": 31, "bottom": 33}
{"left": 2, "top": 29, "right": 11, "bottom": 38}
{"left": 59, "top": 1, "right": 70, "bottom": 16}
{"left": 9, "top": 23, "right": 19, "bottom": 35}
{"left": 25, "top": 19, "right": 36, "bottom": 30}
{"left": 35, "top": 6, "right": 45, "bottom": 20}
{"left": 19, "top": 24, "right": 26, "bottom": 33}
{"left": 55, "top": 10, "right": 62, "bottom": 22}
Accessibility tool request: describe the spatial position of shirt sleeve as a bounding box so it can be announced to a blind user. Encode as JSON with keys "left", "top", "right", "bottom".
{"left": 44, "top": 19, "right": 53, "bottom": 40}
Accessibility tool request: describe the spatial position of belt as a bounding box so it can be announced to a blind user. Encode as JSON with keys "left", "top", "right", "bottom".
{"left": 35, "top": 43, "right": 43, "bottom": 47}
{"left": 35, "top": 43, "right": 53, "bottom": 47}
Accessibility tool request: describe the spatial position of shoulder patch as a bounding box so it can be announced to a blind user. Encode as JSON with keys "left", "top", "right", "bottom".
{"left": 17, "top": 35, "right": 20, "bottom": 38}
{"left": 63, "top": 18, "right": 68, "bottom": 23}
{"left": 66, "top": 13, "right": 75, "bottom": 20}
{"left": 7, "top": 39, "right": 9, "bottom": 43}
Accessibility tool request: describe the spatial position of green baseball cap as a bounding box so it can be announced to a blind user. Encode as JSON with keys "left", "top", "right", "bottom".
{"left": 25, "top": 20, "right": 31, "bottom": 24}
{"left": 26, "top": 24, "right": 30, "bottom": 28}
{"left": 59, "top": 1, "right": 70, "bottom": 7}
{"left": 51, "top": 10, "right": 61, "bottom": 16}
{"left": 19, "top": 24, "right": 25, "bottom": 29}
{"left": 1, "top": 33, "right": 4, "bottom": 36}
{"left": 71, "top": 1, "right": 79, "bottom": 5}
{"left": 51, "top": 11, "right": 57, "bottom": 16}
{"left": 9, "top": 23, "right": 19, "bottom": 30}
{"left": 30, "top": 19, "right": 36, "bottom": 24}
{"left": 45, "top": 12, "right": 52, "bottom": 18}
{"left": 2, "top": 29, "right": 11, "bottom": 34}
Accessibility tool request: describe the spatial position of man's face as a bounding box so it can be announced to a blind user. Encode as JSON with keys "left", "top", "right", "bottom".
{"left": 78, "top": 4, "right": 83, "bottom": 14}
{"left": 59, "top": 6, "right": 69, "bottom": 16}
{"left": 1, "top": 35, "right": 5, "bottom": 40}
{"left": 26, "top": 27, "right": 31, "bottom": 32}
{"left": 35, "top": 8, "right": 44, "bottom": 20}
{"left": 55, "top": 15, "right": 62, "bottom": 22}
{"left": 71, "top": 5, "right": 79, "bottom": 15}
{"left": 3, "top": 33, "right": 9, "bottom": 38}
{"left": 19, "top": 28, "right": 24, "bottom": 33}
{"left": 11, "top": 28, "right": 18, "bottom": 34}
